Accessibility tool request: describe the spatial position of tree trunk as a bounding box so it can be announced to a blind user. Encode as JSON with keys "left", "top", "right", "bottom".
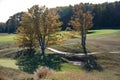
{"left": 41, "top": 47, "right": 45, "bottom": 56}
{"left": 41, "top": 47, "right": 47, "bottom": 66}
{"left": 81, "top": 30, "right": 87, "bottom": 56}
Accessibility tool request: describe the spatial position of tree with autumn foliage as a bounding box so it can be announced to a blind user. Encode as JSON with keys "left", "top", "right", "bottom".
{"left": 16, "top": 12, "right": 37, "bottom": 57}
{"left": 28, "top": 5, "right": 62, "bottom": 56}
{"left": 70, "top": 4, "right": 93, "bottom": 56}
{"left": 16, "top": 5, "right": 62, "bottom": 57}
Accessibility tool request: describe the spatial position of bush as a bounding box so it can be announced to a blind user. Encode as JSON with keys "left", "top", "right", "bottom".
{"left": 0, "top": 76, "right": 5, "bottom": 80}
{"left": 34, "top": 66, "right": 53, "bottom": 80}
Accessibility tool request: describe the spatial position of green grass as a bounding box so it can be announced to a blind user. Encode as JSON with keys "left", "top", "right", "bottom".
{"left": 87, "top": 29, "right": 120, "bottom": 38}
{"left": 0, "top": 29, "right": 119, "bottom": 42}
{"left": 0, "top": 58, "right": 82, "bottom": 72}
{"left": 0, "top": 34, "right": 16, "bottom": 42}
{"left": 0, "top": 58, "right": 18, "bottom": 69}
{"left": 54, "top": 29, "right": 120, "bottom": 41}
{"left": 0, "top": 30, "right": 120, "bottom": 80}
{"left": 61, "top": 63, "right": 82, "bottom": 72}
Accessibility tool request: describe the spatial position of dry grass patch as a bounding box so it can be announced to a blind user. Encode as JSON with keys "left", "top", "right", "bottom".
{"left": 47, "top": 71, "right": 103, "bottom": 80}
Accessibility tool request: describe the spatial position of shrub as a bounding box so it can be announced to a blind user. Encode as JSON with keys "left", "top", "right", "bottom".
{"left": 0, "top": 76, "right": 5, "bottom": 80}
{"left": 34, "top": 66, "right": 53, "bottom": 80}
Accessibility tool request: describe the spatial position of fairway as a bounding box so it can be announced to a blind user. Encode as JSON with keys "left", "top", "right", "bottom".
{"left": 0, "top": 33, "right": 16, "bottom": 42}
{"left": 56, "top": 29, "right": 120, "bottom": 40}
{"left": 87, "top": 29, "right": 120, "bottom": 38}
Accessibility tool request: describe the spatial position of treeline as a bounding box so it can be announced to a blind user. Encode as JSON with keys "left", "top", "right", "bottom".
{"left": 58, "top": 1, "right": 120, "bottom": 30}
{"left": 0, "top": 1, "right": 120, "bottom": 33}
{"left": 0, "top": 12, "right": 23, "bottom": 33}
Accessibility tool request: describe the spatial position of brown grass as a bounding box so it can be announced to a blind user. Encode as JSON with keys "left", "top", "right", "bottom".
{"left": 0, "top": 66, "right": 32, "bottom": 80}
{"left": 50, "top": 36, "right": 120, "bottom": 80}
{"left": 47, "top": 71, "right": 103, "bottom": 80}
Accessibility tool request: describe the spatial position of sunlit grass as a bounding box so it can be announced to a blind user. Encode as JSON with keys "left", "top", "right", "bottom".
{"left": 0, "top": 34, "right": 16, "bottom": 42}
{"left": 87, "top": 29, "right": 120, "bottom": 38}
{"left": 0, "top": 29, "right": 119, "bottom": 42}
{"left": 0, "top": 58, "right": 18, "bottom": 69}
{"left": 56, "top": 29, "right": 120, "bottom": 39}
{"left": 61, "top": 63, "right": 82, "bottom": 72}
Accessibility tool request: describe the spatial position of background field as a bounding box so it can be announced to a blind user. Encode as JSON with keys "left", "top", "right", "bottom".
{"left": 0, "top": 33, "right": 16, "bottom": 42}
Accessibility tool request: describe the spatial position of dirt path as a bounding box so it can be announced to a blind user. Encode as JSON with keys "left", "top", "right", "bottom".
{"left": 47, "top": 47, "right": 98, "bottom": 55}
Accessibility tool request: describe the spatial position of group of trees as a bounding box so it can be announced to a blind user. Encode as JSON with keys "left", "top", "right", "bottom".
{"left": 16, "top": 4, "right": 93, "bottom": 59}
{"left": 17, "top": 5, "right": 62, "bottom": 58}
{"left": 0, "top": 1, "right": 120, "bottom": 33}
{"left": 58, "top": 1, "right": 120, "bottom": 30}
{"left": 16, "top": 4, "right": 93, "bottom": 73}
{"left": 0, "top": 22, "right": 6, "bottom": 32}
{"left": 0, "top": 12, "right": 23, "bottom": 33}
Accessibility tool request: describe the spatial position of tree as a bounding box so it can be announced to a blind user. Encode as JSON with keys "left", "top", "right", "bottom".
{"left": 70, "top": 4, "right": 93, "bottom": 56}
{"left": 16, "top": 12, "right": 37, "bottom": 57}
{"left": 28, "top": 5, "right": 62, "bottom": 56}
{"left": 57, "top": 5, "right": 73, "bottom": 30}
{"left": 17, "top": 5, "right": 62, "bottom": 57}
{"left": 6, "top": 12, "right": 23, "bottom": 33}
{"left": 0, "top": 22, "right": 6, "bottom": 32}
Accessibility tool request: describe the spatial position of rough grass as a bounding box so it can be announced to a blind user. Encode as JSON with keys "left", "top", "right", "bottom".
{"left": 49, "top": 29, "right": 120, "bottom": 80}
{"left": 47, "top": 71, "right": 103, "bottom": 80}
{"left": 51, "top": 43, "right": 92, "bottom": 53}
{"left": 0, "top": 65, "right": 32, "bottom": 80}
{"left": 91, "top": 52, "right": 120, "bottom": 80}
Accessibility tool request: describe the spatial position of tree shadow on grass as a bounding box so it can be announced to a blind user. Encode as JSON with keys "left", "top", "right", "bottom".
{"left": 16, "top": 49, "right": 63, "bottom": 73}
{"left": 81, "top": 55, "right": 103, "bottom": 71}
{"left": 87, "top": 31, "right": 95, "bottom": 34}
{"left": 59, "top": 54, "right": 103, "bottom": 72}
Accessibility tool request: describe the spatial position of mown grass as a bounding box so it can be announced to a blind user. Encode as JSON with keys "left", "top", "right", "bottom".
{"left": 0, "top": 33, "right": 16, "bottom": 42}
{"left": 61, "top": 63, "right": 82, "bottom": 72}
{"left": 87, "top": 29, "right": 120, "bottom": 38}
{"left": 0, "top": 29, "right": 119, "bottom": 42}
{"left": 0, "top": 58, "right": 18, "bottom": 69}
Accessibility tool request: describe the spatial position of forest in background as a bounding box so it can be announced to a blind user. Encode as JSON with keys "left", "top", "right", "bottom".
{"left": 0, "top": 1, "right": 120, "bottom": 33}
